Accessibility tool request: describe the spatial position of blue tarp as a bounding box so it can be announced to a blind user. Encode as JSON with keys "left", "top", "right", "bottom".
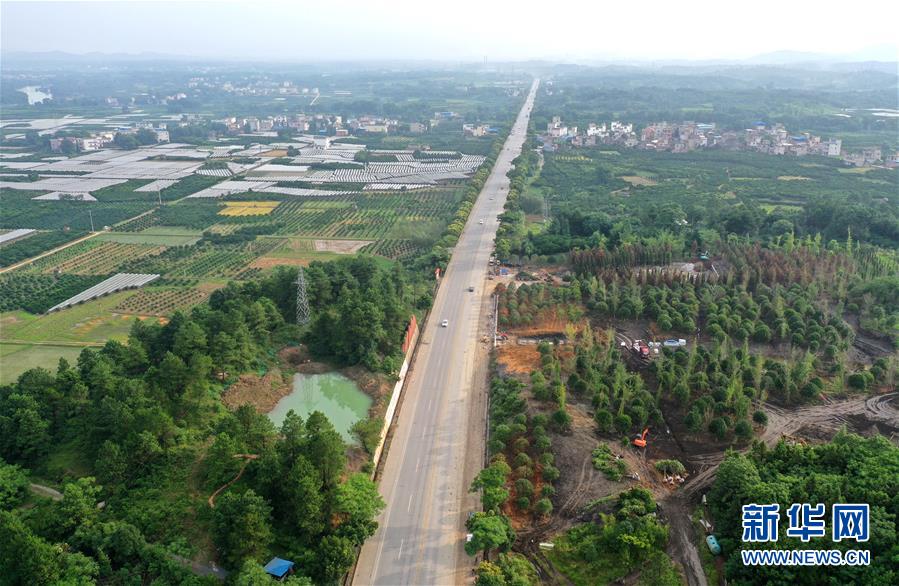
{"left": 264, "top": 557, "right": 295, "bottom": 578}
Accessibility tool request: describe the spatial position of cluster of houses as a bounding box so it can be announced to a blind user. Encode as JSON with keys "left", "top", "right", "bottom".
{"left": 49, "top": 122, "right": 170, "bottom": 153}
{"left": 43, "top": 108, "right": 497, "bottom": 156}
{"left": 541, "top": 115, "right": 891, "bottom": 167}
{"left": 213, "top": 111, "right": 484, "bottom": 138}
{"left": 544, "top": 117, "right": 638, "bottom": 148}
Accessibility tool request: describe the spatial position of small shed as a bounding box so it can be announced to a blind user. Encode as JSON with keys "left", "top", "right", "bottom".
{"left": 263, "top": 557, "right": 295, "bottom": 581}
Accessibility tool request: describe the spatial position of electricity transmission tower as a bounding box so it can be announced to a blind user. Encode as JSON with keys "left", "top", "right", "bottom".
{"left": 295, "top": 268, "right": 310, "bottom": 326}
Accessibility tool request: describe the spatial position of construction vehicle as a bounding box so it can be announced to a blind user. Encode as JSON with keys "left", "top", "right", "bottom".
{"left": 631, "top": 339, "right": 650, "bottom": 359}
{"left": 633, "top": 428, "right": 649, "bottom": 448}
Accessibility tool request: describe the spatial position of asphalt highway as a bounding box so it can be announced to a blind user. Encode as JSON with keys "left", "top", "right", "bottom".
{"left": 353, "top": 78, "right": 539, "bottom": 586}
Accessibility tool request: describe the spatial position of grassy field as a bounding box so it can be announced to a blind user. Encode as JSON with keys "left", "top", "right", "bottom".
{"left": 0, "top": 292, "right": 159, "bottom": 345}
{"left": 0, "top": 343, "right": 84, "bottom": 383}
{"left": 0, "top": 291, "right": 167, "bottom": 381}
{"left": 97, "top": 226, "right": 203, "bottom": 246}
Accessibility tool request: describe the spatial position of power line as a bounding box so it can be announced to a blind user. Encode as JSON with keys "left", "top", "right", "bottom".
{"left": 295, "top": 268, "right": 310, "bottom": 326}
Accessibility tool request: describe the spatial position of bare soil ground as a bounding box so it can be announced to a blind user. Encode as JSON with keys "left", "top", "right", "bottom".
{"left": 313, "top": 239, "right": 373, "bottom": 254}
{"left": 620, "top": 175, "right": 658, "bottom": 186}
{"left": 495, "top": 343, "right": 540, "bottom": 375}
{"left": 551, "top": 404, "right": 630, "bottom": 516}
{"left": 250, "top": 256, "right": 311, "bottom": 269}
{"left": 844, "top": 312, "right": 895, "bottom": 365}
{"left": 503, "top": 312, "right": 571, "bottom": 338}
{"left": 220, "top": 369, "right": 291, "bottom": 412}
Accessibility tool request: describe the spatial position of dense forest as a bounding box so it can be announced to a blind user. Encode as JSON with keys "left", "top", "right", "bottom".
{"left": 709, "top": 432, "right": 899, "bottom": 585}
{"left": 0, "top": 256, "right": 421, "bottom": 583}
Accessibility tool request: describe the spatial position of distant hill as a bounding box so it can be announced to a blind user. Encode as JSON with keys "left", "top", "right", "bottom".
{"left": 746, "top": 45, "right": 898, "bottom": 65}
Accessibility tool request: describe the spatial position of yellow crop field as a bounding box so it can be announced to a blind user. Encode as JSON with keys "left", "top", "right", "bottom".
{"left": 218, "top": 201, "right": 281, "bottom": 216}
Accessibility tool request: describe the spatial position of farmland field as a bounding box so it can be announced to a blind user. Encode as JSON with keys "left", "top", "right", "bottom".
{"left": 113, "top": 285, "right": 218, "bottom": 316}
{"left": 218, "top": 200, "right": 280, "bottom": 216}
{"left": 120, "top": 237, "right": 285, "bottom": 279}
{"left": 0, "top": 342, "right": 85, "bottom": 384}
{"left": 96, "top": 226, "right": 203, "bottom": 246}
{"left": 249, "top": 238, "right": 345, "bottom": 267}
{"left": 1, "top": 292, "right": 161, "bottom": 345}
{"left": 24, "top": 240, "right": 166, "bottom": 275}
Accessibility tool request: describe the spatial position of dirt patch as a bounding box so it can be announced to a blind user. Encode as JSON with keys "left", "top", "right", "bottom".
{"left": 339, "top": 365, "right": 394, "bottom": 474}
{"left": 620, "top": 175, "right": 658, "bottom": 186}
{"left": 221, "top": 369, "right": 291, "bottom": 413}
{"left": 515, "top": 403, "right": 631, "bottom": 543}
{"left": 496, "top": 343, "right": 541, "bottom": 375}
{"left": 0, "top": 314, "right": 23, "bottom": 326}
{"left": 313, "top": 239, "right": 373, "bottom": 254}
{"left": 251, "top": 256, "right": 312, "bottom": 269}
{"left": 278, "top": 345, "right": 309, "bottom": 367}
{"left": 553, "top": 403, "right": 629, "bottom": 517}
{"left": 777, "top": 175, "right": 811, "bottom": 181}
{"left": 341, "top": 364, "right": 393, "bottom": 414}
{"left": 260, "top": 149, "right": 288, "bottom": 157}
{"left": 504, "top": 309, "right": 571, "bottom": 338}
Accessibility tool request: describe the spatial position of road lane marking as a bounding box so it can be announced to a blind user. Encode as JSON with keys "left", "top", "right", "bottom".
{"left": 407, "top": 493, "right": 414, "bottom": 512}
{"left": 355, "top": 81, "right": 538, "bottom": 586}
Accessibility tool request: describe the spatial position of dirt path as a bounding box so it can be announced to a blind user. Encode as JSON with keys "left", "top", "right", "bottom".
{"left": 682, "top": 392, "right": 899, "bottom": 498}
{"left": 661, "top": 494, "right": 708, "bottom": 586}
{"left": 663, "top": 392, "right": 899, "bottom": 586}
{"left": 28, "top": 482, "right": 62, "bottom": 501}
{"left": 0, "top": 231, "right": 101, "bottom": 274}
{"left": 0, "top": 178, "right": 215, "bottom": 275}
{"left": 207, "top": 454, "right": 258, "bottom": 509}
{"left": 168, "top": 553, "right": 229, "bottom": 581}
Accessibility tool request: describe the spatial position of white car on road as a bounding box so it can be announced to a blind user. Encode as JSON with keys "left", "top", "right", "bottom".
{"left": 441, "top": 319, "right": 449, "bottom": 327}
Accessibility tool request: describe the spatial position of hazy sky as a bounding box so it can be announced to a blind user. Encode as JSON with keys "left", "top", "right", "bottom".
{"left": 2, "top": 0, "right": 898, "bottom": 62}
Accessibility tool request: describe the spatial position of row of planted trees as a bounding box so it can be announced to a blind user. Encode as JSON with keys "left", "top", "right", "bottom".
{"left": 430, "top": 126, "right": 511, "bottom": 268}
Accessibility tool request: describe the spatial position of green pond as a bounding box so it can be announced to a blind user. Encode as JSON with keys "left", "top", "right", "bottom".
{"left": 268, "top": 372, "right": 372, "bottom": 443}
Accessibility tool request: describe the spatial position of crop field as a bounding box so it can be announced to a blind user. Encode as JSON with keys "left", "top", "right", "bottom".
{"left": 359, "top": 239, "right": 424, "bottom": 261}
{"left": 1, "top": 187, "right": 157, "bottom": 231}
{"left": 269, "top": 189, "right": 461, "bottom": 238}
{"left": 0, "top": 137, "right": 483, "bottom": 386}
{"left": 537, "top": 148, "right": 898, "bottom": 217}
{"left": 95, "top": 227, "right": 203, "bottom": 246}
{"left": 248, "top": 238, "right": 346, "bottom": 268}
{"left": 25, "top": 240, "right": 166, "bottom": 275}
{"left": 0, "top": 229, "right": 89, "bottom": 268}
{"left": 113, "top": 285, "right": 216, "bottom": 316}
{"left": 0, "top": 273, "right": 107, "bottom": 313}
{"left": 121, "top": 237, "right": 285, "bottom": 279}
{"left": 218, "top": 201, "right": 281, "bottom": 216}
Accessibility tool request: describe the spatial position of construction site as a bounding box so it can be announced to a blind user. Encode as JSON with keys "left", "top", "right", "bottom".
{"left": 488, "top": 257, "right": 899, "bottom": 585}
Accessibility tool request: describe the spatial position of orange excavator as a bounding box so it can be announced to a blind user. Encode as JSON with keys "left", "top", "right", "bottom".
{"left": 633, "top": 428, "right": 649, "bottom": 448}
